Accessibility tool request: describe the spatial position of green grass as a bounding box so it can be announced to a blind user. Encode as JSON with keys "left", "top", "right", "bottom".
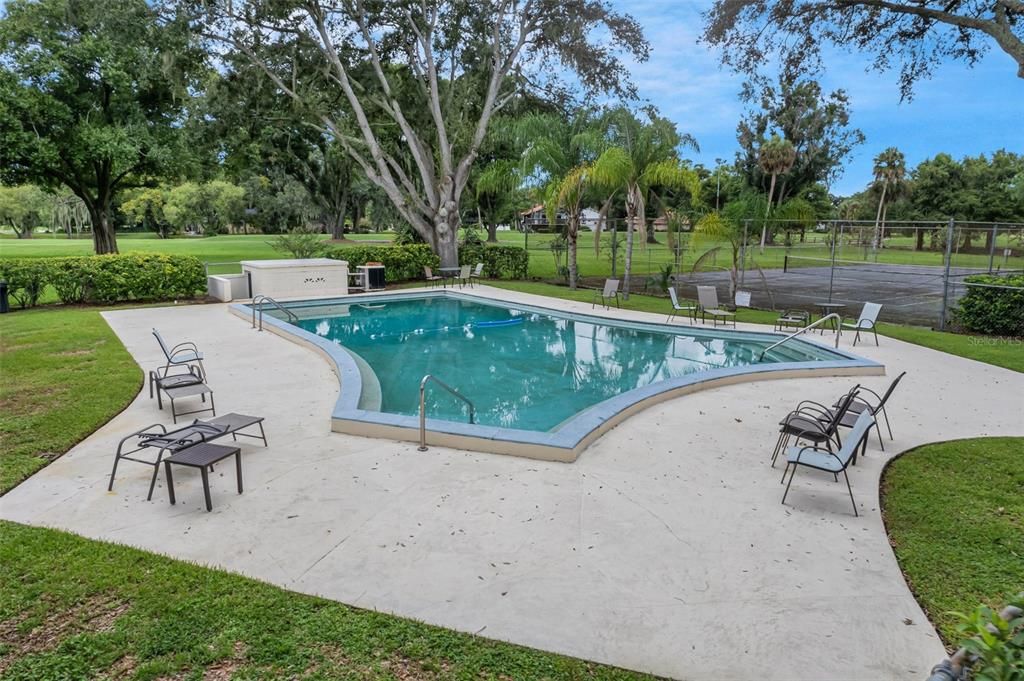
{"left": 486, "top": 280, "right": 1024, "bottom": 373}
{"left": 0, "top": 521, "right": 656, "bottom": 680}
{"left": 0, "top": 308, "right": 142, "bottom": 494}
{"left": 881, "top": 437, "right": 1024, "bottom": 644}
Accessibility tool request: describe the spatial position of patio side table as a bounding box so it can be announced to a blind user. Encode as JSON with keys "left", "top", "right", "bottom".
{"left": 438, "top": 266, "right": 460, "bottom": 289}
{"left": 814, "top": 302, "right": 845, "bottom": 334}
{"left": 163, "top": 443, "right": 242, "bottom": 512}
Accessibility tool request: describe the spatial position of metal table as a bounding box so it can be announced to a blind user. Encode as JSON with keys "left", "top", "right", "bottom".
{"left": 164, "top": 443, "right": 242, "bottom": 512}
{"left": 814, "top": 302, "right": 846, "bottom": 333}
{"left": 438, "top": 266, "right": 461, "bottom": 288}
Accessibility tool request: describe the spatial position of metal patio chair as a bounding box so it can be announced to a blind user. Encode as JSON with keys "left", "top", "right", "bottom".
{"left": 696, "top": 286, "right": 736, "bottom": 327}
{"left": 770, "top": 385, "right": 861, "bottom": 467}
{"left": 470, "top": 262, "right": 484, "bottom": 282}
{"left": 842, "top": 302, "right": 883, "bottom": 346}
{"left": 593, "top": 279, "right": 621, "bottom": 309}
{"left": 423, "top": 266, "right": 443, "bottom": 288}
{"left": 781, "top": 411, "right": 876, "bottom": 517}
{"left": 831, "top": 371, "right": 906, "bottom": 450}
{"left": 667, "top": 286, "right": 697, "bottom": 323}
{"left": 152, "top": 328, "right": 206, "bottom": 380}
{"left": 775, "top": 309, "right": 810, "bottom": 332}
{"left": 108, "top": 413, "right": 267, "bottom": 501}
{"left": 457, "top": 264, "right": 472, "bottom": 288}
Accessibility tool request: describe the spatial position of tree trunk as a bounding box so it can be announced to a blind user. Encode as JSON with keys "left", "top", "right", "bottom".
{"left": 568, "top": 217, "right": 579, "bottom": 290}
{"left": 434, "top": 181, "right": 461, "bottom": 268}
{"left": 88, "top": 204, "right": 118, "bottom": 254}
{"left": 761, "top": 173, "right": 776, "bottom": 253}
{"left": 622, "top": 186, "right": 638, "bottom": 300}
{"left": 14, "top": 224, "right": 32, "bottom": 238}
{"left": 915, "top": 228, "right": 925, "bottom": 251}
{"left": 486, "top": 223, "right": 498, "bottom": 243}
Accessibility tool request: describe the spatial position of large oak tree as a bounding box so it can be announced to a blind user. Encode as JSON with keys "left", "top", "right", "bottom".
{"left": 0, "top": 0, "right": 207, "bottom": 254}
{"left": 192, "top": 0, "right": 648, "bottom": 266}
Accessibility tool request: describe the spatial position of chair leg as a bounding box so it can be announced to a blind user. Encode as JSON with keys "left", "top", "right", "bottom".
{"left": 780, "top": 461, "right": 791, "bottom": 484}
{"left": 108, "top": 454, "right": 122, "bottom": 491}
{"left": 781, "top": 464, "right": 799, "bottom": 505}
{"left": 876, "top": 422, "right": 885, "bottom": 451}
{"left": 843, "top": 469, "right": 858, "bottom": 517}
{"left": 146, "top": 451, "right": 166, "bottom": 501}
{"left": 873, "top": 328, "right": 879, "bottom": 346}
{"left": 853, "top": 329, "right": 860, "bottom": 346}
{"left": 882, "top": 407, "right": 894, "bottom": 440}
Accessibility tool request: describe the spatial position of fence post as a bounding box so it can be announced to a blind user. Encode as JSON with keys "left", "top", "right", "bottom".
{"left": 988, "top": 223, "right": 998, "bottom": 273}
{"left": 939, "top": 218, "right": 955, "bottom": 330}
{"left": 740, "top": 220, "right": 749, "bottom": 286}
{"left": 611, "top": 220, "right": 618, "bottom": 278}
{"left": 827, "top": 220, "right": 838, "bottom": 303}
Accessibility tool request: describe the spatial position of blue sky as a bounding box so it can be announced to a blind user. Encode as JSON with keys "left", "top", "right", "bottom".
{"left": 614, "top": 0, "right": 1024, "bottom": 196}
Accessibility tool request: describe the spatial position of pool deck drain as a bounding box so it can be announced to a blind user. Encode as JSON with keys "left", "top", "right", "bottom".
{"left": 3, "top": 285, "right": 1022, "bottom": 680}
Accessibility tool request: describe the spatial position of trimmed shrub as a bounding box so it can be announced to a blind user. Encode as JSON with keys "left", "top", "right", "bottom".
{"left": 0, "top": 259, "right": 48, "bottom": 308}
{"left": 0, "top": 254, "right": 206, "bottom": 307}
{"left": 458, "top": 244, "right": 529, "bottom": 279}
{"left": 324, "top": 243, "right": 529, "bottom": 282}
{"left": 954, "top": 274, "right": 1024, "bottom": 336}
{"left": 325, "top": 244, "right": 439, "bottom": 282}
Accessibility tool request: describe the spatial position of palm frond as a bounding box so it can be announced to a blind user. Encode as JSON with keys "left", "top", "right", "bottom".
{"left": 589, "top": 147, "right": 633, "bottom": 191}
{"left": 690, "top": 246, "right": 723, "bottom": 275}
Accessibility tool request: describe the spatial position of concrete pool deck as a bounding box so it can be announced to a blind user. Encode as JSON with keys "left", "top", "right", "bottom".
{"left": 2, "top": 285, "right": 1022, "bottom": 680}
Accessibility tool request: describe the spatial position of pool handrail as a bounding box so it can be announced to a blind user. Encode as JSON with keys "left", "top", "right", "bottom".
{"left": 759, "top": 313, "right": 841, "bottom": 360}
{"left": 418, "top": 374, "right": 475, "bottom": 451}
{"left": 252, "top": 295, "right": 298, "bottom": 331}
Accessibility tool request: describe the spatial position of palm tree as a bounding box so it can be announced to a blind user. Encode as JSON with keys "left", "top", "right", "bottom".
{"left": 871, "top": 147, "right": 906, "bottom": 250}
{"left": 756, "top": 134, "right": 796, "bottom": 252}
{"left": 589, "top": 108, "right": 700, "bottom": 299}
{"left": 518, "top": 109, "right": 605, "bottom": 289}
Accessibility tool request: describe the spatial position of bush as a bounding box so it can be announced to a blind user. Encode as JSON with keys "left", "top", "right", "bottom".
{"left": 0, "top": 259, "right": 48, "bottom": 308}
{"left": 954, "top": 274, "right": 1024, "bottom": 336}
{"left": 325, "top": 244, "right": 439, "bottom": 282}
{"left": 459, "top": 244, "right": 529, "bottom": 279}
{"left": 268, "top": 228, "right": 327, "bottom": 259}
{"left": 323, "top": 243, "right": 529, "bottom": 282}
{"left": 954, "top": 596, "right": 1023, "bottom": 680}
{"left": 0, "top": 254, "right": 207, "bottom": 307}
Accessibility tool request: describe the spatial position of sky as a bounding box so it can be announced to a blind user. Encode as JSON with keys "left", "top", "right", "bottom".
{"left": 613, "top": 0, "right": 1024, "bottom": 196}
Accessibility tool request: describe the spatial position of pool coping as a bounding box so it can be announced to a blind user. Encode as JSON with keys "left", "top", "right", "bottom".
{"left": 230, "top": 288, "right": 884, "bottom": 462}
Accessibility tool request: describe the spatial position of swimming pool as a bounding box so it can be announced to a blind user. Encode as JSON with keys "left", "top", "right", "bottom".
{"left": 238, "top": 290, "right": 882, "bottom": 461}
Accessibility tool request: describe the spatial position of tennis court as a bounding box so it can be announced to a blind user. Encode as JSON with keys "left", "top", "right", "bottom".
{"left": 677, "top": 255, "right": 1017, "bottom": 326}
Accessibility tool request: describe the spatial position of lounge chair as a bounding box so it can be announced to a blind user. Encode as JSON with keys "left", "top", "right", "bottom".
{"left": 842, "top": 302, "right": 882, "bottom": 346}
{"left": 108, "top": 413, "right": 267, "bottom": 501}
{"left": 470, "top": 262, "right": 484, "bottom": 282}
{"left": 770, "top": 385, "right": 860, "bottom": 467}
{"left": 153, "top": 328, "right": 206, "bottom": 380}
{"left": 775, "top": 309, "right": 810, "bottom": 332}
{"left": 593, "top": 279, "right": 621, "bottom": 309}
{"left": 780, "top": 411, "right": 875, "bottom": 516}
{"left": 831, "top": 371, "right": 906, "bottom": 450}
{"left": 667, "top": 287, "right": 697, "bottom": 323}
{"left": 423, "top": 266, "right": 443, "bottom": 288}
{"left": 696, "top": 286, "right": 736, "bottom": 327}
{"left": 458, "top": 264, "right": 472, "bottom": 288}
{"left": 148, "top": 365, "right": 215, "bottom": 423}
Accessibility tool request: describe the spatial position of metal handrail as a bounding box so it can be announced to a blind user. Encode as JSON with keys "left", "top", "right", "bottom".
{"left": 251, "top": 295, "right": 298, "bottom": 331}
{"left": 418, "top": 374, "right": 476, "bottom": 451}
{"left": 759, "top": 313, "right": 842, "bottom": 360}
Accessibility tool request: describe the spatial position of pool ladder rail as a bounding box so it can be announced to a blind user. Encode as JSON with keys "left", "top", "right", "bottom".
{"left": 251, "top": 295, "right": 298, "bottom": 331}
{"left": 758, "top": 313, "right": 841, "bottom": 361}
{"left": 418, "top": 374, "right": 476, "bottom": 451}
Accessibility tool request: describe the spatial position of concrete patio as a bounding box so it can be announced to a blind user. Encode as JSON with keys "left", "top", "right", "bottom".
{"left": 3, "top": 285, "right": 1021, "bottom": 680}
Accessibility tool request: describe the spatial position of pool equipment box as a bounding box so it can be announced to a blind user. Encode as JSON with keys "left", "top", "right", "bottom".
{"left": 241, "top": 258, "right": 349, "bottom": 299}
{"left": 358, "top": 264, "right": 386, "bottom": 290}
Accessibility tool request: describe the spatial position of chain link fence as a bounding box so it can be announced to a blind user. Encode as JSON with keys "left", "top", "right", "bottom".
{"left": 514, "top": 218, "right": 1024, "bottom": 329}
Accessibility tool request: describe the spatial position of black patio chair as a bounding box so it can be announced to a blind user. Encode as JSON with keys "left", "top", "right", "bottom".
{"left": 153, "top": 328, "right": 206, "bottom": 380}
{"left": 770, "top": 385, "right": 861, "bottom": 467}
{"left": 831, "top": 371, "right": 906, "bottom": 450}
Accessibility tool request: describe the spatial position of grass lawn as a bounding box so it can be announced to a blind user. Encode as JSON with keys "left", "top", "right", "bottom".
{"left": 0, "top": 521, "right": 656, "bottom": 680}
{"left": 881, "top": 437, "right": 1024, "bottom": 644}
{"left": 486, "top": 280, "right": 1024, "bottom": 374}
{"left": 0, "top": 308, "right": 142, "bottom": 494}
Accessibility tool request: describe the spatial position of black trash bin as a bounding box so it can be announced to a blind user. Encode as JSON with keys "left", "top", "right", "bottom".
{"left": 360, "top": 264, "right": 386, "bottom": 290}
{"left": 0, "top": 280, "right": 8, "bottom": 314}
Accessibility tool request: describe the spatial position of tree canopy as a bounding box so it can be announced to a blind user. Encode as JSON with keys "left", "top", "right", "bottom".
{"left": 0, "top": 0, "right": 207, "bottom": 253}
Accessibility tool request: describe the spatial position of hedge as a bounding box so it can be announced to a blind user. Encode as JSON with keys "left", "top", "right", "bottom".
{"left": 0, "top": 254, "right": 207, "bottom": 307}
{"left": 325, "top": 243, "right": 528, "bottom": 282}
{"left": 954, "top": 274, "right": 1024, "bottom": 336}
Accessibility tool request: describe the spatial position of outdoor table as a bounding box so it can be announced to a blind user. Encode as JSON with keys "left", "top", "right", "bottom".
{"left": 815, "top": 302, "right": 846, "bottom": 333}
{"left": 438, "top": 266, "right": 460, "bottom": 288}
{"left": 164, "top": 443, "right": 242, "bottom": 512}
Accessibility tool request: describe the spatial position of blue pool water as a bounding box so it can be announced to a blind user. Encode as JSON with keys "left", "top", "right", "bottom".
{"left": 286, "top": 296, "right": 845, "bottom": 432}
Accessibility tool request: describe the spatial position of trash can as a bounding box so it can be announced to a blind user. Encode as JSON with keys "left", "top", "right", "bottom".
{"left": 359, "top": 264, "right": 386, "bottom": 290}
{"left": 0, "top": 280, "right": 8, "bottom": 314}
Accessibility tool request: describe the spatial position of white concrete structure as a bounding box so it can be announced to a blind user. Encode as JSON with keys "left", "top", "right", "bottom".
{"left": 206, "top": 273, "right": 249, "bottom": 302}
{"left": 3, "top": 286, "right": 1022, "bottom": 681}
{"left": 241, "top": 258, "right": 348, "bottom": 299}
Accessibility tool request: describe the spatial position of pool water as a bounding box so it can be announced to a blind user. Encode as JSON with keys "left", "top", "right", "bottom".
{"left": 290, "top": 296, "right": 843, "bottom": 432}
